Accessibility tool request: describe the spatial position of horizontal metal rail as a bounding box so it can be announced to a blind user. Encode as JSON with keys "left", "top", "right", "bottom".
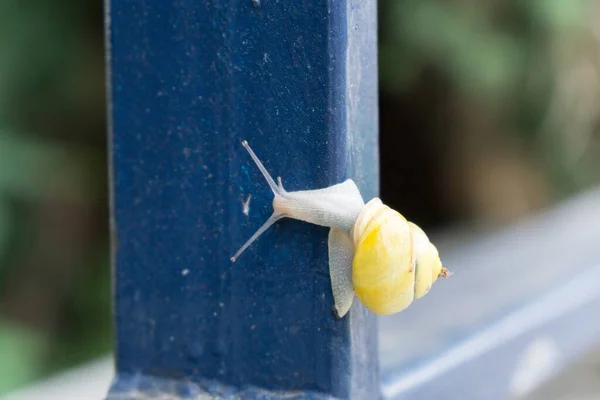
{"left": 380, "top": 187, "right": 600, "bottom": 399}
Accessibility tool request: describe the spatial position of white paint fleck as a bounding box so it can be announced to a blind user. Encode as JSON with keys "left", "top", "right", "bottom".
{"left": 181, "top": 269, "right": 190, "bottom": 276}
{"left": 242, "top": 194, "right": 252, "bottom": 216}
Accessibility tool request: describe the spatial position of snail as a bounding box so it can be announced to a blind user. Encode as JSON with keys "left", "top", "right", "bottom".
{"left": 231, "top": 140, "right": 449, "bottom": 318}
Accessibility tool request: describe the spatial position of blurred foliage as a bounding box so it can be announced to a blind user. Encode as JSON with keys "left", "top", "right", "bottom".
{"left": 0, "top": 0, "right": 108, "bottom": 395}
{"left": 0, "top": 0, "right": 599, "bottom": 395}
{"left": 379, "top": 0, "right": 600, "bottom": 227}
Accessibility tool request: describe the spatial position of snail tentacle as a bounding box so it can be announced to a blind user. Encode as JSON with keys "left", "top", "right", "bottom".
{"left": 230, "top": 212, "right": 283, "bottom": 262}
{"left": 231, "top": 141, "right": 287, "bottom": 261}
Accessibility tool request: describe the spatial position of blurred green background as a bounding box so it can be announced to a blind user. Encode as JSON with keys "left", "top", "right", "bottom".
{"left": 0, "top": 0, "right": 599, "bottom": 395}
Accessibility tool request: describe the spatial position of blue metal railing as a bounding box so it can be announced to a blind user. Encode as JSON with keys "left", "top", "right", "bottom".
{"left": 379, "top": 188, "right": 600, "bottom": 399}
{"left": 106, "top": 1, "right": 379, "bottom": 398}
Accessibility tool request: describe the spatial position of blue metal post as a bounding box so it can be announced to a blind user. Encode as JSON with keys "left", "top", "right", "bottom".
{"left": 105, "top": 1, "right": 379, "bottom": 399}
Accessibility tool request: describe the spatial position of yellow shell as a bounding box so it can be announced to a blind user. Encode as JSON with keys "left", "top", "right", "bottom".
{"left": 351, "top": 198, "right": 447, "bottom": 315}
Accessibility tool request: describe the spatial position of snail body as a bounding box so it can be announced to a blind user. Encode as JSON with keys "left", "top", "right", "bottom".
{"left": 231, "top": 141, "right": 449, "bottom": 318}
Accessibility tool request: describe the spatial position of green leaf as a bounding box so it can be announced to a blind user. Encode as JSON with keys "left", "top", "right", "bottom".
{"left": 0, "top": 319, "right": 47, "bottom": 395}
{"left": 0, "top": 133, "right": 102, "bottom": 202}
{"left": 0, "top": 201, "right": 12, "bottom": 269}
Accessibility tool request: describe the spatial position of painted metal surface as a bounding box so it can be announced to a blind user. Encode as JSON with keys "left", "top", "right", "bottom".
{"left": 380, "top": 188, "right": 600, "bottom": 399}
{"left": 105, "top": 0, "right": 378, "bottom": 399}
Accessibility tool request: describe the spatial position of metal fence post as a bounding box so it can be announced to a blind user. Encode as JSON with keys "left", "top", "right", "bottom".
{"left": 105, "top": 1, "right": 379, "bottom": 398}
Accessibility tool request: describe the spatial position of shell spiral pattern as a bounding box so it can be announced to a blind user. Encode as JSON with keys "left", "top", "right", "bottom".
{"left": 352, "top": 198, "right": 448, "bottom": 315}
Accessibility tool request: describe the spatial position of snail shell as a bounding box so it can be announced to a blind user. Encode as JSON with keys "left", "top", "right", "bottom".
{"left": 351, "top": 199, "right": 446, "bottom": 315}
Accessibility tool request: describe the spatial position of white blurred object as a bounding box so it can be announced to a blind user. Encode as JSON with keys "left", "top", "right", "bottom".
{"left": 0, "top": 355, "right": 113, "bottom": 400}
{"left": 509, "top": 337, "right": 560, "bottom": 398}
